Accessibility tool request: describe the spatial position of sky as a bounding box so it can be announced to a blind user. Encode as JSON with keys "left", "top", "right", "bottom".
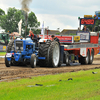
{"left": 0, "top": 0, "right": 100, "bottom": 31}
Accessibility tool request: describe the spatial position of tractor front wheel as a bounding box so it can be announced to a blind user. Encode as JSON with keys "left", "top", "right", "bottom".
{"left": 5, "top": 56, "right": 11, "bottom": 67}
{"left": 30, "top": 54, "right": 37, "bottom": 68}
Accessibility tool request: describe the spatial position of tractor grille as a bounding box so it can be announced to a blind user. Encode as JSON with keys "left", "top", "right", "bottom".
{"left": 15, "top": 41, "right": 23, "bottom": 52}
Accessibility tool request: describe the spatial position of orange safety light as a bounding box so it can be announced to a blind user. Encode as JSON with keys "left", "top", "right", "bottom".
{"left": 94, "top": 15, "right": 96, "bottom": 17}
{"left": 43, "top": 40, "right": 46, "bottom": 42}
{"left": 20, "top": 37, "right": 23, "bottom": 40}
{"left": 12, "top": 53, "right": 14, "bottom": 55}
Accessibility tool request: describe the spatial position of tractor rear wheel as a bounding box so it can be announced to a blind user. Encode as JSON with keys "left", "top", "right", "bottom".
{"left": 5, "top": 56, "right": 11, "bottom": 67}
{"left": 49, "top": 41, "right": 60, "bottom": 67}
{"left": 6, "top": 40, "right": 14, "bottom": 53}
{"left": 38, "top": 40, "right": 51, "bottom": 67}
{"left": 30, "top": 54, "right": 37, "bottom": 68}
{"left": 5, "top": 40, "right": 14, "bottom": 67}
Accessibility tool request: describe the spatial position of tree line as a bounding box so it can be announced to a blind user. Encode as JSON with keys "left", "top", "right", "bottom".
{"left": 0, "top": 7, "right": 40, "bottom": 36}
{"left": 86, "top": 15, "right": 100, "bottom": 32}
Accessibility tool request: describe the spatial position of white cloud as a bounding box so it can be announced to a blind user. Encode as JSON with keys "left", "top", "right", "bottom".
{"left": 0, "top": 4, "right": 9, "bottom": 13}
{"left": 36, "top": 14, "right": 78, "bottom": 31}
{"left": 0, "top": 0, "right": 100, "bottom": 30}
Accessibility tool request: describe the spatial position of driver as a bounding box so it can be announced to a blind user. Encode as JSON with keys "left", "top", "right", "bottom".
{"left": 51, "top": 35, "right": 59, "bottom": 43}
{"left": 29, "top": 30, "right": 37, "bottom": 39}
{"left": 29, "top": 30, "right": 38, "bottom": 47}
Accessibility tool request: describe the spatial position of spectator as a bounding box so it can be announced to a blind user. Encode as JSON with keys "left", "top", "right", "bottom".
{"left": 78, "top": 27, "right": 80, "bottom": 32}
{"left": 82, "top": 25, "right": 89, "bottom": 32}
{"left": 51, "top": 35, "right": 60, "bottom": 44}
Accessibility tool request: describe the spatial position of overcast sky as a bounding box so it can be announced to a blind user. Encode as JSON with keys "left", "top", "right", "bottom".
{"left": 0, "top": 0, "right": 100, "bottom": 31}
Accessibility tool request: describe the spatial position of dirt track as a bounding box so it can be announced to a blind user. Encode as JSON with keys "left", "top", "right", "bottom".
{"left": 0, "top": 55, "right": 100, "bottom": 82}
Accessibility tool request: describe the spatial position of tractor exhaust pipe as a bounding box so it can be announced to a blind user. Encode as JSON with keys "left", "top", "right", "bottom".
{"left": 25, "top": 12, "right": 28, "bottom": 39}
{"left": 20, "top": 0, "right": 32, "bottom": 38}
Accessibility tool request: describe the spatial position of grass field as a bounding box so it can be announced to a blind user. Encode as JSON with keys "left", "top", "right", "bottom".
{"left": 0, "top": 52, "right": 6, "bottom": 56}
{"left": 0, "top": 69, "right": 100, "bottom": 100}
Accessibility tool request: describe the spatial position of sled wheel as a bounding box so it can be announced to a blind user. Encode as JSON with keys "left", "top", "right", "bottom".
{"left": 83, "top": 50, "right": 90, "bottom": 64}
{"left": 65, "top": 51, "right": 70, "bottom": 66}
{"left": 89, "top": 49, "right": 94, "bottom": 64}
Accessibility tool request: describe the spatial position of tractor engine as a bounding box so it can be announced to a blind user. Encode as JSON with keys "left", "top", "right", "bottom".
{"left": 15, "top": 38, "right": 35, "bottom": 54}
{"left": 15, "top": 40, "right": 23, "bottom": 53}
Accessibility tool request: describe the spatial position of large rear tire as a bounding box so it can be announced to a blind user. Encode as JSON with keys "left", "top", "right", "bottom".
{"left": 6, "top": 40, "right": 14, "bottom": 53}
{"left": 5, "top": 56, "right": 11, "bottom": 67}
{"left": 6, "top": 40, "right": 15, "bottom": 66}
{"left": 30, "top": 54, "right": 36, "bottom": 68}
{"left": 49, "top": 41, "right": 60, "bottom": 67}
{"left": 38, "top": 40, "right": 51, "bottom": 67}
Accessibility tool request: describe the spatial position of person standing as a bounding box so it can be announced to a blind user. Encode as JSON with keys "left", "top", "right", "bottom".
{"left": 82, "top": 25, "right": 89, "bottom": 32}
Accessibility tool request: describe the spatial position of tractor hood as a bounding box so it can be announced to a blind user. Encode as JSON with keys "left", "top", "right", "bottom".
{"left": 15, "top": 38, "right": 34, "bottom": 45}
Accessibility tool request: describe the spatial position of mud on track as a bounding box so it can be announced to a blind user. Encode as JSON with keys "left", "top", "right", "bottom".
{"left": 0, "top": 55, "right": 100, "bottom": 82}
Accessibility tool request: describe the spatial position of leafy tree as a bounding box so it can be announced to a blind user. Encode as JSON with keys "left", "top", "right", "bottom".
{"left": 28, "top": 11, "right": 40, "bottom": 35}
{"left": 86, "top": 15, "right": 100, "bottom": 32}
{"left": 56, "top": 33, "right": 60, "bottom": 35}
{"left": 0, "top": 7, "right": 40, "bottom": 36}
{"left": 0, "top": 8, "right": 5, "bottom": 16}
{"left": 28, "top": 11, "right": 40, "bottom": 28}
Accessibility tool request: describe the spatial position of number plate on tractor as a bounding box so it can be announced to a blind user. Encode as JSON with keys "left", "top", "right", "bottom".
{"left": 6, "top": 53, "right": 12, "bottom": 57}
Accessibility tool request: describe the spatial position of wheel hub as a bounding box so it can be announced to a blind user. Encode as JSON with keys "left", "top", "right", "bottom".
{"left": 53, "top": 44, "right": 60, "bottom": 66}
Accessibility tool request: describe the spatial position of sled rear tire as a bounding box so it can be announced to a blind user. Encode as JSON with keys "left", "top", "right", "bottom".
{"left": 89, "top": 49, "right": 94, "bottom": 64}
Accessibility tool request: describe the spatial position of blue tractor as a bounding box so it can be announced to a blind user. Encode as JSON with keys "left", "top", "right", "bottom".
{"left": 5, "top": 37, "right": 38, "bottom": 68}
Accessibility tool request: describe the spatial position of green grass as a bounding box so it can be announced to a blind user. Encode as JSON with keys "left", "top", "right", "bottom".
{"left": 0, "top": 69, "right": 100, "bottom": 100}
{"left": 0, "top": 52, "right": 6, "bottom": 56}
